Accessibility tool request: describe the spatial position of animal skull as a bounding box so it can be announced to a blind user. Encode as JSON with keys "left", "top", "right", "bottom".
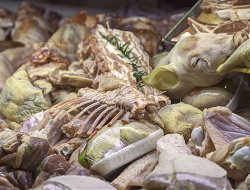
{"left": 143, "top": 31, "right": 248, "bottom": 99}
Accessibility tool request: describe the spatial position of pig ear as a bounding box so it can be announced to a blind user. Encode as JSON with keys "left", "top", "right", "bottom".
{"left": 143, "top": 64, "right": 181, "bottom": 90}
{"left": 217, "top": 37, "right": 250, "bottom": 75}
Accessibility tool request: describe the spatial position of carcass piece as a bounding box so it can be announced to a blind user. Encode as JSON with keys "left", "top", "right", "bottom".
{"left": 187, "top": 118, "right": 216, "bottom": 157}
{"left": 158, "top": 102, "right": 202, "bottom": 142}
{"left": 188, "top": 106, "right": 250, "bottom": 156}
{"left": 0, "top": 54, "right": 14, "bottom": 92}
{"left": 47, "top": 12, "right": 63, "bottom": 34}
{"left": 28, "top": 62, "right": 68, "bottom": 81}
{"left": 110, "top": 150, "right": 158, "bottom": 190}
{"left": 49, "top": 69, "right": 93, "bottom": 88}
{"left": 133, "top": 29, "right": 163, "bottom": 57}
{"left": 235, "top": 174, "right": 250, "bottom": 189}
{"left": 77, "top": 24, "right": 162, "bottom": 95}
{"left": 44, "top": 21, "right": 89, "bottom": 62}
{"left": 11, "top": 2, "right": 51, "bottom": 45}
{"left": 27, "top": 47, "right": 70, "bottom": 82}
{"left": 0, "top": 8, "right": 14, "bottom": 40}
{"left": 117, "top": 17, "right": 163, "bottom": 56}
{"left": 96, "top": 13, "right": 122, "bottom": 30}
{"left": 118, "top": 17, "right": 156, "bottom": 33}
{"left": 0, "top": 46, "right": 33, "bottom": 71}
{"left": 33, "top": 154, "right": 102, "bottom": 188}
{"left": 142, "top": 134, "right": 232, "bottom": 190}
{"left": 182, "top": 86, "right": 233, "bottom": 111}
{"left": 68, "top": 10, "right": 99, "bottom": 32}
{"left": 50, "top": 25, "right": 169, "bottom": 136}
{"left": 4, "top": 169, "right": 34, "bottom": 190}
{"left": 204, "top": 107, "right": 250, "bottom": 149}
{"left": 0, "top": 45, "right": 33, "bottom": 92}
{"left": 200, "top": 0, "right": 250, "bottom": 21}
{"left": 53, "top": 92, "right": 78, "bottom": 105}
{"left": 0, "top": 128, "right": 52, "bottom": 172}
{"left": 21, "top": 110, "right": 70, "bottom": 147}
{"left": 51, "top": 83, "right": 167, "bottom": 137}
{"left": 30, "top": 47, "right": 69, "bottom": 67}
{"left": 154, "top": 9, "right": 188, "bottom": 51}
{"left": 0, "top": 41, "right": 24, "bottom": 53}
{"left": 61, "top": 114, "right": 95, "bottom": 138}
{"left": 171, "top": 12, "right": 227, "bottom": 43}
{"left": 33, "top": 154, "right": 71, "bottom": 187}
{"left": 0, "top": 120, "right": 8, "bottom": 132}
{"left": 0, "top": 67, "right": 51, "bottom": 124}
{"left": 0, "top": 128, "right": 22, "bottom": 154}
{"left": 0, "top": 177, "right": 19, "bottom": 190}
{"left": 20, "top": 111, "right": 47, "bottom": 133}
{"left": 13, "top": 135, "right": 52, "bottom": 171}
{"left": 65, "top": 160, "right": 93, "bottom": 177}
{"left": 79, "top": 120, "right": 163, "bottom": 177}
{"left": 52, "top": 137, "right": 86, "bottom": 159}
{"left": 34, "top": 80, "right": 53, "bottom": 98}
{"left": 188, "top": 16, "right": 250, "bottom": 37}
{"left": 210, "top": 137, "right": 250, "bottom": 180}
{"left": 31, "top": 176, "right": 116, "bottom": 190}
{"left": 143, "top": 31, "right": 248, "bottom": 99}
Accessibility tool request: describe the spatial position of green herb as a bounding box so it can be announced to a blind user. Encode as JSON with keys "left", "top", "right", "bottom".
{"left": 101, "top": 34, "right": 148, "bottom": 93}
{"left": 78, "top": 135, "right": 92, "bottom": 169}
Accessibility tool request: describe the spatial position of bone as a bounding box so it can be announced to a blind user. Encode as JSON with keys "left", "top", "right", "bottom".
{"left": 57, "top": 99, "right": 94, "bottom": 121}
{"left": 67, "top": 102, "right": 100, "bottom": 131}
{"left": 234, "top": 31, "right": 249, "bottom": 49}
{"left": 51, "top": 97, "right": 80, "bottom": 109}
{"left": 108, "top": 110, "right": 125, "bottom": 127}
{"left": 72, "top": 102, "right": 101, "bottom": 135}
{"left": 87, "top": 106, "right": 115, "bottom": 134}
{"left": 121, "top": 111, "right": 131, "bottom": 124}
{"left": 50, "top": 97, "right": 85, "bottom": 116}
{"left": 77, "top": 104, "right": 107, "bottom": 135}
{"left": 96, "top": 107, "right": 119, "bottom": 130}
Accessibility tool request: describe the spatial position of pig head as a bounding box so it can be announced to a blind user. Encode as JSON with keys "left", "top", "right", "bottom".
{"left": 143, "top": 32, "right": 248, "bottom": 99}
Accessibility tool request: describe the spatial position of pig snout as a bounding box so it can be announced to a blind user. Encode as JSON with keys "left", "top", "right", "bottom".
{"left": 233, "top": 31, "right": 249, "bottom": 49}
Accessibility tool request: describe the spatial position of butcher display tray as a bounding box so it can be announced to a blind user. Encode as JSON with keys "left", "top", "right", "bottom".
{"left": 162, "top": 0, "right": 202, "bottom": 45}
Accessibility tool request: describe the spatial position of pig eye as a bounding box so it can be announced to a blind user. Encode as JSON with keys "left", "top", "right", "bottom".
{"left": 192, "top": 59, "right": 201, "bottom": 67}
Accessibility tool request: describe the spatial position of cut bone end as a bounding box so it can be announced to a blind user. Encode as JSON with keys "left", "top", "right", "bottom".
{"left": 234, "top": 31, "right": 249, "bottom": 49}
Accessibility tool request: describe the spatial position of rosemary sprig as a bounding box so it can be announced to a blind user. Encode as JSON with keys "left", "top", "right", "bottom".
{"left": 101, "top": 34, "right": 148, "bottom": 93}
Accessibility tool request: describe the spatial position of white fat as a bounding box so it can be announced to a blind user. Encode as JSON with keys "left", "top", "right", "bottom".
{"left": 34, "top": 110, "right": 44, "bottom": 122}
{"left": 232, "top": 146, "right": 250, "bottom": 170}
{"left": 191, "top": 126, "right": 205, "bottom": 146}
{"left": 105, "top": 42, "right": 119, "bottom": 54}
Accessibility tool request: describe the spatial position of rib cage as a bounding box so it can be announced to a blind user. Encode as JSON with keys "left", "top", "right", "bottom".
{"left": 50, "top": 84, "right": 169, "bottom": 137}
{"left": 50, "top": 25, "right": 170, "bottom": 137}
